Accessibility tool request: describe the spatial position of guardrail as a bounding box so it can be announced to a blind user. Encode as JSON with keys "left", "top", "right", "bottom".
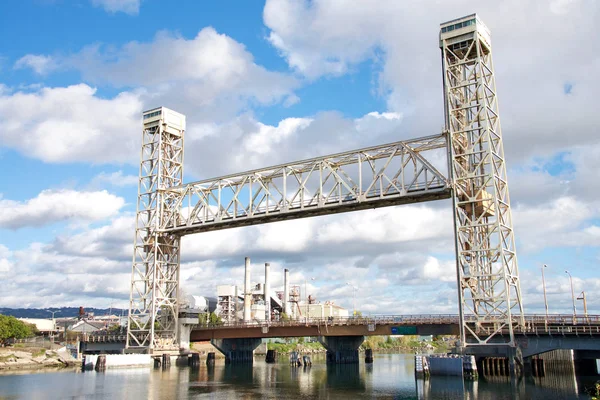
{"left": 187, "top": 314, "right": 600, "bottom": 332}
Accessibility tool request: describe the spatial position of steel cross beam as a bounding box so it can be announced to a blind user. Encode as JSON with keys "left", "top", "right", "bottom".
{"left": 159, "top": 134, "right": 450, "bottom": 236}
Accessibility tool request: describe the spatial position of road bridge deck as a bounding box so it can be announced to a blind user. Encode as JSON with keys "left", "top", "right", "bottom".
{"left": 188, "top": 314, "right": 600, "bottom": 342}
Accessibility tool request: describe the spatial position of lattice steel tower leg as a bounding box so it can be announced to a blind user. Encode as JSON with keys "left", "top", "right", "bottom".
{"left": 127, "top": 107, "right": 185, "bottom": 352}
{"left": 440, "top": 15, "right": 524, "bottom": 347}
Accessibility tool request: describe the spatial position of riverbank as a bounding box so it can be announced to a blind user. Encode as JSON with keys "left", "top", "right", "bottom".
{"left": 0, "top": 347, "right": 79, "bottom": 372}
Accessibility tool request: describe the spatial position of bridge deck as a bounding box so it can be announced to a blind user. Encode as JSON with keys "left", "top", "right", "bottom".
{"left": 188, "top": 314, "right": 600, "bottom": 341}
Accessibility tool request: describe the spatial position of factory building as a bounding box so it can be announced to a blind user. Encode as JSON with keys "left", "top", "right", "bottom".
{"left": 208, "top": 257, "right": 348, "bottom": 323}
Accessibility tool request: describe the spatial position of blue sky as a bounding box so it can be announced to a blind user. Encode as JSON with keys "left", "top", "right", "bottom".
{"left": 0, "top": 0, "right": 598, "bottom": 316}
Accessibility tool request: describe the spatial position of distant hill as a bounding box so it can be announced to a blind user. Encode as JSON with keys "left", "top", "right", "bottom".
{"left": 0, "top": 307, "right": 126, "bottom": 319}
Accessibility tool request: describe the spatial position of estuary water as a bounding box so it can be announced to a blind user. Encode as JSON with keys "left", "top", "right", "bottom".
{"left": 0, "top": 354, "right": 597, "bottom": 399}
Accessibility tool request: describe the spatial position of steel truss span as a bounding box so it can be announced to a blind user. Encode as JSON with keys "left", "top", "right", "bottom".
{"left": 161, "top": 134, "right": 450, "bottom": 236}
{"left": 127, "top": 14, "right": 525, "bottom": 353}
{"left": 441, "top": 15, "right": 524, "bottom": 347}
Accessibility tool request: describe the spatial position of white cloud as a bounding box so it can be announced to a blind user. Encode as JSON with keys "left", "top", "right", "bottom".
{"left": 184, "top": 108, "right": 419, "bottom": 179}
{"left": 91, "top": 171, "right": 138, "bottom": 187}
{"left": 550, "top": 0, "right": 581, "bottom": 14}
{"left": 14, "top": 54, "right": 56, "bottom": 75}
{"left": 0, "top": 189, "right": 125, "bottom": 229}
{"left": 0, "top": 244, "right": 13, "bottom": 273}
{"left": 0, "top": 84, "right": 142, "bottom": 163}
{"left": 263, "top": 0, "right": 600, "bottom": 162}
{"left": 91, "top": 0, "right": 140, "bottom": 15}
{"left": 514, "top": 196, "right": 600, "bottom": 251}
{"left": 66, "top": 27, "right": 299, "bottom": 121}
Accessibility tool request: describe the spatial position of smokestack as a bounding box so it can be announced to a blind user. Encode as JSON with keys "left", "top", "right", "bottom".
{"left": 264, "top": 263, "right": 271, "bottom": 321}
{"left": 244, "top": 257, "right": 251, "bottom": 321}
{"left": 284, "top": 268, "right": 290, "bottom": 316}
{"left": 235, "top": 285, "right": 239, "bottom": 316}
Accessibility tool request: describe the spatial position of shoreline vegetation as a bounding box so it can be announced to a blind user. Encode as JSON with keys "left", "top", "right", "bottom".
{"left": 264, "top": 335, "right": 454, "bottom": 355}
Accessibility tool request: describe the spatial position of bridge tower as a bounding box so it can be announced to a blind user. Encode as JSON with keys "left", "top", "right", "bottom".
{"left": 440, "top": 15, "right": 524, "bottom": 348}
{"left": 126, "top": 107, "right": 185, "bottom": 352}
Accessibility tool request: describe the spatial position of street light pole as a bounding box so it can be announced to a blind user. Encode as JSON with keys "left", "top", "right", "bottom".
{"left": 577, "top": 291, "right": 588, "bottom": 318}
{"left": 565, "top": 270, "right": 577, "bottom": 322}
{"left": 46, "top": 310, "right": 60, "bottom": 344}
{"left": 542, "top": 264, "right": 549, "bottom": 323}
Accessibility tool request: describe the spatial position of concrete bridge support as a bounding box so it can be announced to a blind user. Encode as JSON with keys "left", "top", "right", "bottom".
{"left": 319, "top": 336, "right": 364, "bottom": 364}
{"left": 574, "top": 350, "right": 600, "bottom": 376}
{"left": 178, "top": 322, "right": 193, "bottom": 351}
{"left": 211, "top": 338, "right": 261, "bottom": 364}
{"left": 463, "top": 345, "right": 523, "bottom": 379}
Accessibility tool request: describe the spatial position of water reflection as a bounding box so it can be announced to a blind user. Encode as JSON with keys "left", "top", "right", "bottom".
{"left": 0, "top": 353, "right": 596, "bottom": 399}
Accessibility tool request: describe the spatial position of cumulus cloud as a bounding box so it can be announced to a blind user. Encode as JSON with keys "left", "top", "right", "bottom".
{"left": 0, "top": 189, "right": 125, "bottom": 229}
{"left": 91, "top": 171, "right": 138, "bottom": 187}
{"left": 91, "top": 0, "right": 140, "bottom": 15}
{"left": 55, "top": 27, "right": 299, "bottom": 122}
{"left": 0, "top": 84, "right": 142, "bottom": 163}
{"left": 14, "top": 54, "right": 56, "bottom": 75}
{"left": 2, "top": 27, "right": 302, "bottom": 164}
{"left": 184, "top": 108, "right": 420, "bottom": 179}
{"left": 514, "top": 196, "right": 600, "bottom": 252}
{"left": 0, "top": 244, "right": 13, "bottom": 273}
{"left": 263, "top": 0, "right": 600, "bottom": 161}
{"left": 0, "top": 203, "right": 455, "bottom": 310}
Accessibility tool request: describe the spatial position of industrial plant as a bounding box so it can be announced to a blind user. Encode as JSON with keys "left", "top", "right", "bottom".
{"left": 181, "top": 257, "right": 349, "bottom": 323}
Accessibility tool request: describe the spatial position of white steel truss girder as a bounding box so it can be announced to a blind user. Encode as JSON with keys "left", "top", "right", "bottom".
{"left": 157, "top": 134, "right": 451, "bottom": 236}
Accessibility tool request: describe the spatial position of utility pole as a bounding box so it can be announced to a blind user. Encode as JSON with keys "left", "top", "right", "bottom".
{"left": 565, "top": 270, "right": 577, "bottom": 324}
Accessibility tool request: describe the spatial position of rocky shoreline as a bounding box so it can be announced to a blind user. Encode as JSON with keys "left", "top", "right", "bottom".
{"left": 0, "top": 348, "right": 80, "bottom": 372}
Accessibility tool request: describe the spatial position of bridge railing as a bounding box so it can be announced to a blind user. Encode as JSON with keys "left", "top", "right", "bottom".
{"left": 192, "top": 314, "right": 462, "bottom": 330}
{"left": 191, "top": 314, "right": 600, "bottom": 331}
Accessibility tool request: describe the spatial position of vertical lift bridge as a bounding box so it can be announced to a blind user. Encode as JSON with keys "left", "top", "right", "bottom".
{"left": 126, "top": 14, "right": 525, "bottom": 353}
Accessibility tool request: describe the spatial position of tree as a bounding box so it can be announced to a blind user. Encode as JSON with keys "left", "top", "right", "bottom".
{"left": 198, "top": 312, "right": 222, "bottom": 327}
{"left": 0, "top": 314, "right": 35, "bottom": 344}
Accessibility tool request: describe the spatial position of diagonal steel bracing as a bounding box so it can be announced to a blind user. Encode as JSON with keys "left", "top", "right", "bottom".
{"left": 160, "top": 134, "right": 450, "bottom": 236}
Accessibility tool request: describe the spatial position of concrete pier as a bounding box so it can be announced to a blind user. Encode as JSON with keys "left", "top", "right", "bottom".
{"left": 318, "top": 336, "right": 364, "bottom": 364}
{"left": 212, "top": 338, "right": 261, "bottom": 364}
{"left": 365, "top": 349, "right": 373, "bottom": 363}
{"left": 266, "top": 349, "right": 277, "bottom": 363}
